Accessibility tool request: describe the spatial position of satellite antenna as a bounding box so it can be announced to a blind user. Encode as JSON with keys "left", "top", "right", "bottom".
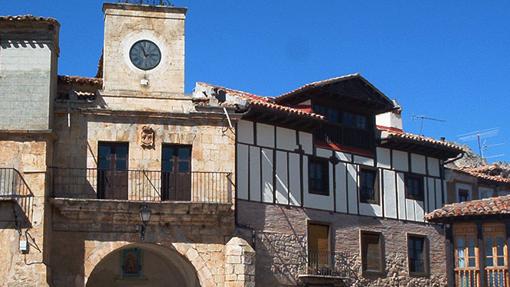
{"left": 458, "top": 128, "right": 501, "bottom": 158}
{"left": 412, "top": 115, "right": 446, "bottom": 135}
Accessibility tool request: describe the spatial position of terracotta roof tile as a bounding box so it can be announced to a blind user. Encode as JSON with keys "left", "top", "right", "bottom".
{"left": 426, "top": 195, "right": 510, "bottom": 221}
{"left": 0, "top": 15, "right": 59, "bottom": 26}
{"left": 378, "top": 126, "right": 464, "bottom": 153}
{"left": 197, "top": 82, "right": 325, "bottom": 121}
{"left": 454, "top": 166, "right": 510, "bottom": 184}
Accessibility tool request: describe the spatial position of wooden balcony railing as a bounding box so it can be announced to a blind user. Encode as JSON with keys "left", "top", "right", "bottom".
{"left": 50, "top": 167, "right": 233, "bottom": 204}
{"left": 455, "top": 268, "right": 480, "bottom": 287}
{"left": 486, "top": 267, "right": 508, "bottom": 287}
{"left": 0, "top": 168, "right": 34, "bottom": 224}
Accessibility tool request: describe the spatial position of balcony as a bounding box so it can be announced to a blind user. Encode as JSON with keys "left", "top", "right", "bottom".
{"left": 0, "top": 168, "right": 34, "bottom": 228}
{"left": 49, "top": 167, "right": 234, "bottom": 228}
{"left": 298, "top": 251, "right": 349, "bottom": 287}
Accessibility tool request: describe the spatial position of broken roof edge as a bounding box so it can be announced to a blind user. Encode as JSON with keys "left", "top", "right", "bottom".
{"left": 0, "top": 15, "right": 60, "bottom": 27}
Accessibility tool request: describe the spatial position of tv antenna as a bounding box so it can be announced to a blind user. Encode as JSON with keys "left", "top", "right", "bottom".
{"left": 412, "top": 115, "right": 446, "bottom": 135}
{"left": 458, "top": 128, "right": 502, "bottom": 159}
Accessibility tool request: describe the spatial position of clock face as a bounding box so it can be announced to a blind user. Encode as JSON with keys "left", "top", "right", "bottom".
{"left": 129, "top": 40, "right": 161, "bottom": 71}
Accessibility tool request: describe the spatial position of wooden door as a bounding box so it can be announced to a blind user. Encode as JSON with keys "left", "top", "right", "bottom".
{"left": 97, "top": 142, "right": 129, "bottom": 200}
{"left": 161, "top": 145, "right": 191, "bottom": 201}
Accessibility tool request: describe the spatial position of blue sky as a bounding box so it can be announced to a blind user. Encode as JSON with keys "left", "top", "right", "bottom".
{"left": 3, "top": 1, "right": 510, "bottom": 161}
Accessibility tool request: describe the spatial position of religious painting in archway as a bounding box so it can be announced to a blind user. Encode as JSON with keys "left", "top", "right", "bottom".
{"left": 121, "top": 248, "right": 142, "bottom": 277}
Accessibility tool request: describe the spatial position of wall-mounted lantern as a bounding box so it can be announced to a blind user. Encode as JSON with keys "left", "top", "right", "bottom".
{"left": 139, "top": 204, "right": 151, "bottom": 241}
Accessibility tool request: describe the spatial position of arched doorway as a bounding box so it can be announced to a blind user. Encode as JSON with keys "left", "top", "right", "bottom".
{"left": 87, "top": 244, "right": 201, "bottom": 287}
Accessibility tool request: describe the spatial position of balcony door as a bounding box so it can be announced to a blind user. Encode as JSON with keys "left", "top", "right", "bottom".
{"left": 161, "top": 145, "right": 191, "bottom": 201}
{"left": 97, "top": 142, "right": 129, "bottom": 200}
{"left": 308, "top": 223, "right": 331, "bottom": 275}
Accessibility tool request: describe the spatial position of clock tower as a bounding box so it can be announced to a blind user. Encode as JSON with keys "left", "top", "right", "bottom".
{"left": 102, "top": 3, "right": 186, "bottom": 95}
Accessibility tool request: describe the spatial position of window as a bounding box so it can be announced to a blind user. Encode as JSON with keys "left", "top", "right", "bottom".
{"left": 312, "top": 104, "right": 374, "bottom": 151}
{"left": 405, "top": 174, "right": 424, "bottom": 201}
{"left": 361, "top": 231, "right": 383, "bottom": 273}
{"left": 408, "top": 235, "right": 428, "bottom": 275}
{"left": 359, "top": 168, "right": 379, "bottom": 204}
{"left": 479, "top": 187, "right": 494, "bottom": 199}
{"left": 309, "top": 158, "right": 329, "bottom": 195}
{"left": 308, "top": 223, "right": 330, "bottom": 270}
{"left": 458, "top": 188, "right": 470, "bottom": 202}
{"left": 97, "top": 142, "right": 129, "bottom": 200}
{"left": 161, "top": 145, "right": 192, "bottom": 201}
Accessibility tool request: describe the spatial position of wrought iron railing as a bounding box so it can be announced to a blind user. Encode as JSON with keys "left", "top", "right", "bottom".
{"left": 50, "top": 167, "right": 232, "bottom": 204}
{"left": 0, "top": 168, "right": 34, "bottom": 223}
{"left": 304, "top": 250, "right": 343, "bottom": 277}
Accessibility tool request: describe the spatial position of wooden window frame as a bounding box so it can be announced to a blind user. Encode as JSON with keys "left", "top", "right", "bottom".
{"left": 407, "top": 233, "right": 430, "bottom": 277}
{"left": 360, "top": 230, "right": 385, "bottom": 275}
{"left": 308, "top": 157, "right": 330, "bottom": 196}
{"left": 358, "top": 166, "right": 380, "bottom": 205}
{"left": 404, "top": 173, "right": 424, "bottom": 201}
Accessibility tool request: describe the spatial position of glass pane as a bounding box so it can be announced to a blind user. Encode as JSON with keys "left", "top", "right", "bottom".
{"left": 116, "top": 159, "right": 127, "bottom": 171}
{"left": 162, "top": 146, "right": 174, "bottom": 161}
{"left": 162, "top": 161, "right": 173, "bottom": 172}
{"left": 178, "top": 147, "right": 191, "bottom": 160}
{"left": 486, "top": 257, "right": 494, "bottom": 267}
{"left": 178, "top": 162, "right": 189, "bottom": 172}
{"left": 468, "top": 239, "right": 475, "bottom": 257}
{"left": 457, "top": 238, "right": 465, "bottom": 268}
{"left": 496, "top": 237, "right": 504, "bottom": 256}
{"left": 497, "top": 257, "right": 505, "bottom": 266}
{"left": 486, "top": 238, "right": 494, "bottom": 256}
{"left": 116, "top": 144, "right": 128, "bottom": 159}
{"left": 468, "top": 257, "right": 476, "bottom": 267}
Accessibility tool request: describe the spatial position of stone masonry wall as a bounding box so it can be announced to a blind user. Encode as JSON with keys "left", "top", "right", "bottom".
{"left": 238, "top": 200, "right": 448, "bottom": 287}
{"left": 0, "top": 135, "right": 51, "bottom": 287}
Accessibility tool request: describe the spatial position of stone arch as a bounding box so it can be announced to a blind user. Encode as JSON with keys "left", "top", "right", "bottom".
{"left": 84, "top": 242, "right": 213, "bottom": 287}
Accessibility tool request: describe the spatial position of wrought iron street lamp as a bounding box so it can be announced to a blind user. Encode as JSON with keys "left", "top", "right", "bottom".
{"left": 139, "top": 204, "right": 151, "bottom": 240}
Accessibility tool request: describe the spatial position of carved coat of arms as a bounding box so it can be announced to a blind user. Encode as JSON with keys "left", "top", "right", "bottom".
{"left": 139, "top": 126, "right": 155, "bottom": 149}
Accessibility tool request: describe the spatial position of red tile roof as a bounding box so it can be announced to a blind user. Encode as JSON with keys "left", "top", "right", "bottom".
{"left": 426, "top": 195, "right": 510, "bottom": 221}
{"left": 197, "top": 82, "right": 325, "bottom": 121}
{"left": 378, "top": 126, "right": 464, "bottom": 153}
{"left": 0, "top": 15, "right": 59, "bottom": 26}
{"left": 454, "top": 166, "right": 510, "bottom": 184}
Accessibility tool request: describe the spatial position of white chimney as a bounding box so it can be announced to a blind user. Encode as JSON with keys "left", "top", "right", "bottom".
{"left": 376, "top": 100, "right": 402, "bottom": 130}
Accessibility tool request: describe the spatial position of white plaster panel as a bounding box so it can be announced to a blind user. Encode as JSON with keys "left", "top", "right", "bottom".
{"left": 261, "top": 148, "right": 274, "bottom": 203}
{"left": 256, "top": 123, "right": 275, "bottom": 148}
{"left": 411, "top": 153, "right": 426, "bottom": 175}
{"left": 237, "top": 144, "right": 249, "bottom": 200}
{"left": 275, "top": 151, "right": 289, "bottom": 205}
{"left": 276, "top": 127, "right": 297, "bottom": 151}
{"left": 347, "top": 164, "right": 358, "bottom": 214}
{"left": 396, "top": 172, "right": 406, "bottom": 220}
{"left": 299, "top": 131, "right": 313, "bottom": 155}
{"left": 376, "top": 148, "right": 391, "bottom": 169}
{"left": 335, "top": 162, "right": 348, "bottom": 213}
{"left": 316, "top": 148, "right": 332, "bottom": 159}
{"left": 249, "top": 146, "right": 261, "bottom": 201}
{"left": 393, "top": 150, "right": 409, "bottom": 172}
{"left": 302, "top": 156, "right": 309, "bottom": 199}
{"left": 415, "top": 200, "right": 425, "bottom": 222}
{"left": 427, "top": 177, "right": 436, "bottom": 212}
{"left": 335, "top": 151, "right": 352, "bottom": 162}
{"left": 383, "top": 170, "right": 397, "bottom": 219}
{"left": 427, "top": 157, "right": 440, "bottom": 177}
{"left": 289, "top": 153, "right": 301, "bottom": 206}
{"left": 406, "top": 199, "right": 415, "bottom": 221}
{"left": 353, "top": 155, "right": 374, "bottom": 166}
{"left": 359, "top": 202, "right": 383, "bottom": 217}
{"left": 435, "top": 179, "right": 443, "bottom": 208}
{"left": 237, "top": 120, "right": 254, "bottom": 144}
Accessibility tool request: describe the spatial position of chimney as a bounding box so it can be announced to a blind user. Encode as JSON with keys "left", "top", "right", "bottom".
{"left": 376, "top": 100, "right": 403, "bottom": 130}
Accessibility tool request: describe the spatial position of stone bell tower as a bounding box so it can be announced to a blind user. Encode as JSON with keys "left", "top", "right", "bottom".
{"left": 102, "top": 3, "right": 186, "bottom": 95}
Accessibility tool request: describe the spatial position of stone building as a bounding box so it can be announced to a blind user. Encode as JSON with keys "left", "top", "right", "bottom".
{"left": 0, "top": 3, "right": 254, "bottom": 287}
{"left": 1, "top": 2, "right": 467, "bottom": 287}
